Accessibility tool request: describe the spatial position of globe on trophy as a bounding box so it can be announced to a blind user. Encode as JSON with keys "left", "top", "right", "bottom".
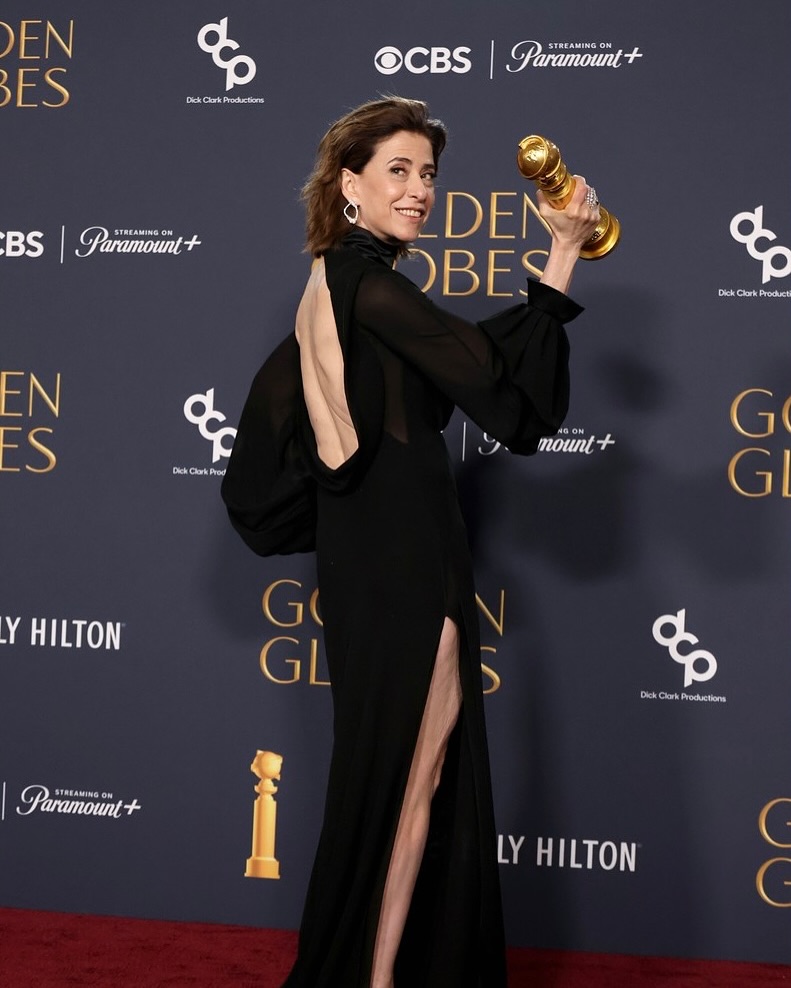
{"left": 516, "top": 134, "right": 620, "bottom": 259}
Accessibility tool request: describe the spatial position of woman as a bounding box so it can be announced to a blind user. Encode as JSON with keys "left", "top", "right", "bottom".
{"left": 222, "top": 97, "right": 599, "bottom": 988}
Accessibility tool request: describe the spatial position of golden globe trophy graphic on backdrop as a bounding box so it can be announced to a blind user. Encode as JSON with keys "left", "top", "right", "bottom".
{"left": 516, "top": 135, "right": 620, "bottom": 259}
{"left": 245, "top": 750, "right": 283, "bottom": 879}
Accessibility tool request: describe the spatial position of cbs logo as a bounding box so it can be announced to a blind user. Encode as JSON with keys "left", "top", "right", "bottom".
{"left": 374, "top": 45, "right": 472, "bottom": 75}
{"left": 0, "top": 231, "right": 43, "bottom": 257}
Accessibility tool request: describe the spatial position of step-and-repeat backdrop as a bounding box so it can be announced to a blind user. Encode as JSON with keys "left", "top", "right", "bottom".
{"left": 2, "top": 0, "right": 789, "bottom": 965}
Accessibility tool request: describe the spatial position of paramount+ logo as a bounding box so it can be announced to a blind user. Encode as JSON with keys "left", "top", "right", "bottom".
{"left": 374, "top": 45, "right": 472, "bottom": 75}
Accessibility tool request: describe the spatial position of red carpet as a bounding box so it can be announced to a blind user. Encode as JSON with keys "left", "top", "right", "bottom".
{"left": 0, "top": 908, "right": 788, "bottom": 987}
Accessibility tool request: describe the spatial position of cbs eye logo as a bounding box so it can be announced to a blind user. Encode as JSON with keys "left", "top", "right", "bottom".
{"left": 374, "top": 45, "right": 472, "bottom": 75}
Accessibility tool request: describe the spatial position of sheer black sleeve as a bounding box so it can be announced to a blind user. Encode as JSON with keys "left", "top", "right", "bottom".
{"left": 353, "top": 267, "right": 583, "bottom": 455}
{"left": 220, "top": 334, "right": 316, "bottom": 555}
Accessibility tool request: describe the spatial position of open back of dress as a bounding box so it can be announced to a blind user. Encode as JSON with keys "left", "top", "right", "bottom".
{"left": 296, "top": 259, "right": 360, "bottom": 471}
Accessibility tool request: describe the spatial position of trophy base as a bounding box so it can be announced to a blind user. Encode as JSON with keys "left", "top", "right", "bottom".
{"left": 580, "top": 210, "right": 620, "bottom": 260}
{"left": 245, "top": 856, "right": 280, "bottom": 879}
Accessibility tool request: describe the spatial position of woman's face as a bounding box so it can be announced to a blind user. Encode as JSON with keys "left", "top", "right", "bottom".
{"left": 341, "top": 130, "right": 436, "bottom": 244}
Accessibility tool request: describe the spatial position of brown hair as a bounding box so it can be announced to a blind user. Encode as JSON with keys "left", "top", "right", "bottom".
{"left": 302, "top": 96, "right": 447, "bottom": 257}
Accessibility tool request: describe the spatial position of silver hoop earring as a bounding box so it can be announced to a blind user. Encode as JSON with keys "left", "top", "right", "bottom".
{"left": 343, "top": 200, "right": 359, "bottom": 225}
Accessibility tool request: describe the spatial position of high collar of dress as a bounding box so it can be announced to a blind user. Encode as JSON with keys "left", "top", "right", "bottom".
{"left": 341, "top": 227, "right": 400, "bottom": 266}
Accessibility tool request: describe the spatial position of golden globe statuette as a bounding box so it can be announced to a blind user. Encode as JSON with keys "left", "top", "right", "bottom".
{"left": 516, "top": 135, "right": 621, "bottom": 259}
{"left": 245, "top": 750, "right": 283, "bottom": 879}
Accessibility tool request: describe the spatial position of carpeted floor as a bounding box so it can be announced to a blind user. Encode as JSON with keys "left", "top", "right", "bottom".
{"left": 0, "top": 908, "right": 788, "bottom": 987}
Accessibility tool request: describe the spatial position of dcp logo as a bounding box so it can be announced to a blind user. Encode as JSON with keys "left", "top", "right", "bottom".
{"left": 374, "top": 45, "right": 472, "bottom": 75}
{"left": 197, "top": 18, "right": 256, "bottom": 91}
{"left": 652, "top": 609, "right": 717, "bottom": 688}
{"left": 184, "top": 389, "right": 236, "bottom": 463}
{"left": 0, "top": 231, "right": 43, "bottom": 257}
{"left": 730, "top": 206, "right": 791, "bottom": 284}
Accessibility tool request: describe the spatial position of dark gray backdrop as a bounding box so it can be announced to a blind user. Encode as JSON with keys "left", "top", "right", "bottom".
{"left": 2, "top": 0, "right": 790, "bottom": 964}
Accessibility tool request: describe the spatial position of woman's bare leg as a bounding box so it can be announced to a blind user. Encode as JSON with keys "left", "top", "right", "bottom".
{"left": 370, "top": 617, "right": 463, "bottom": 988}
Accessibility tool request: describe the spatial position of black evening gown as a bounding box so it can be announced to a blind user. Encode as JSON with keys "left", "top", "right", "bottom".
{"left": 221, "top": 228, "right": 582, "bottom": 988}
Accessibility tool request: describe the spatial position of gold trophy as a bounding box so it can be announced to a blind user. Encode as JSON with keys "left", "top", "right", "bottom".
{"left": 245, "top": 750, "right": 283, "bottom": 879}
{"left": 516, "top": 135, "right": 620, "bottom": 259}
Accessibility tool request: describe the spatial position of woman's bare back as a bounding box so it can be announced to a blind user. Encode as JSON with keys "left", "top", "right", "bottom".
{"left": 295, "top": 259, "right": 359, "bottom": 469}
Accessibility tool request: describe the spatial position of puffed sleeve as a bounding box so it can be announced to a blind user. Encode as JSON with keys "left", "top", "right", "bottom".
{"left": 220, "top": 334, "right": 316, "bottom": 555}
{"left": 353, "top": 267, "right": 583, "bottom": 454}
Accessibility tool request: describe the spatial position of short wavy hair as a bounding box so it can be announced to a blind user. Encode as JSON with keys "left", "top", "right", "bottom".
{"left": 302, "top": 96, "right": 447, "bottom": 258}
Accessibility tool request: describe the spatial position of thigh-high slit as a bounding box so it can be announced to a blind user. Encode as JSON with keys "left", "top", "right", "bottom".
{"left": 370, "top": 616, "right": 462, "bottom": 988}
